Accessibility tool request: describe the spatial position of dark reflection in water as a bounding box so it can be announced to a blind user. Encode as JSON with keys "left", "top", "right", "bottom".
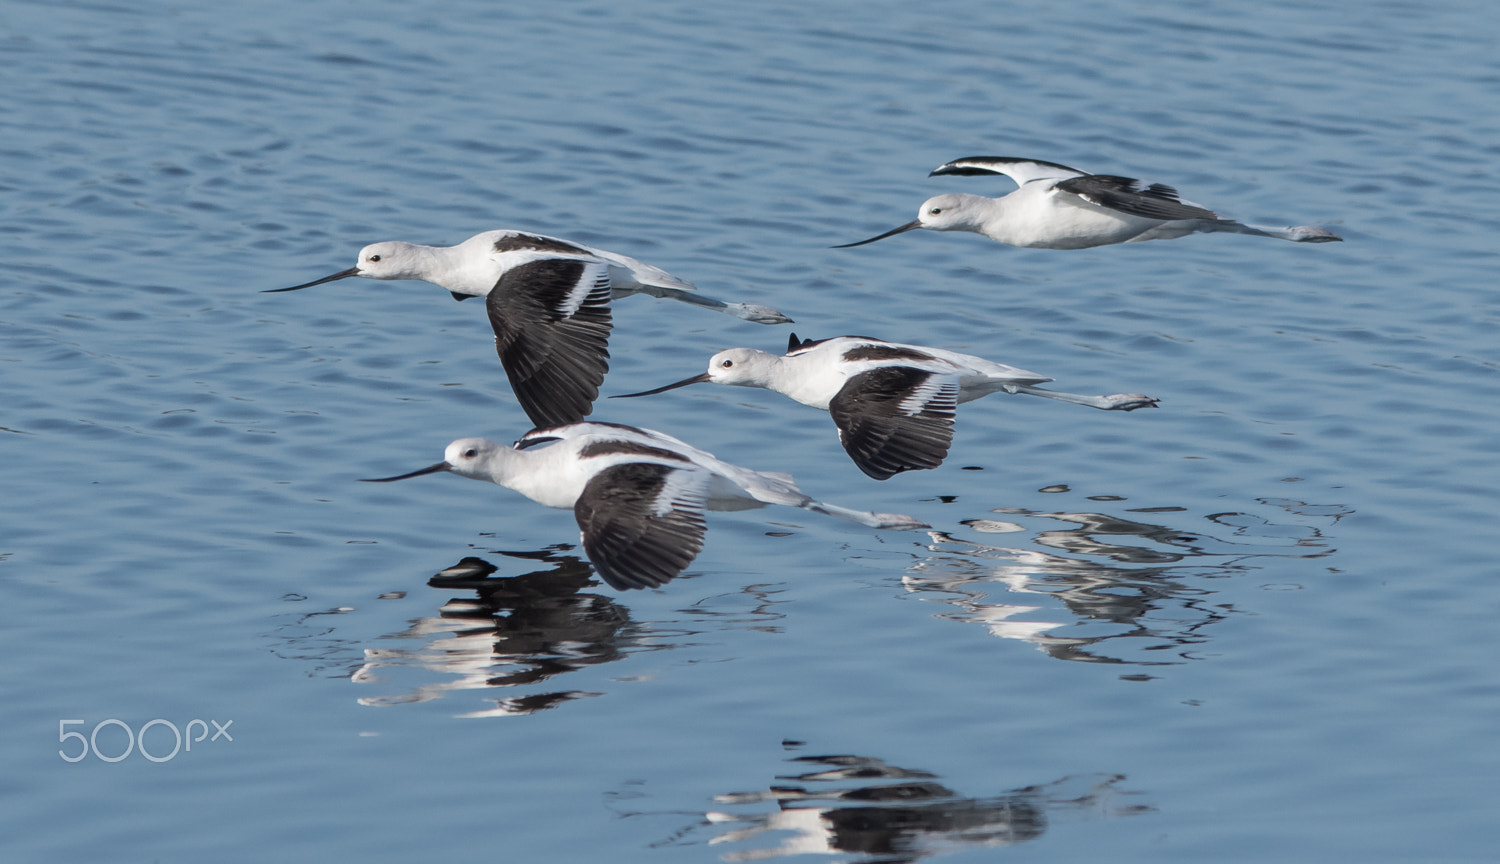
{"left": 905, "top": 496, "right": 1350, "bottom": 667}
{"left": 275, "top": 548, "right": 794, "bottom": 717}
{"left": 347, "top": 549, "right": 661, "bottom": 717}
{"left": 652, "top": 747, "right": 1148, "bottom": 862}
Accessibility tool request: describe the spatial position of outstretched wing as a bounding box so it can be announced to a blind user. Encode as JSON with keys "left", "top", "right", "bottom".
{"left": 829, "top": 367, "right": 958, "bottom": 481}
{"left": 930, "top": 156, "right": 1087, "bottom": 187}
{"left": 1054, "top": 174, "right": 1220, "bottom": 221}
{"left": 488, "top": 257, "right": 614, "bottom": 428}
{"left": 573, "top": 462, "right": 709, "bottom": 590}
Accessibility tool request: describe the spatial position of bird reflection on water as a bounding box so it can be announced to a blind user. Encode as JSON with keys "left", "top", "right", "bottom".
{"left": 905, "top": 495, "right": 1349, "bottom": 666}
{"left": 349, "top": 549, "right": 646, "bottom": 716}
{"left": 654, "top": 748, "right": 1148, "bottom": 862}
{"left": 350, "top": 548, "right": 789, "bottom": 717}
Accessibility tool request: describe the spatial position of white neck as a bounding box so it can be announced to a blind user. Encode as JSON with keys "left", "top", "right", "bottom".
{"left": 769, "top": 352, "right": 844, "bottom": 410}
{"left": 425, "top": 241, "right": 499, "bottom": 296}
{"left": 443, "top": 443, "right": 575, "bottom": 509}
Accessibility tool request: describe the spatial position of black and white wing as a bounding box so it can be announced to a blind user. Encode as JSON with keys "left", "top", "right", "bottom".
{"left": 573, "top": 462, "right": 709, "bottom": 590}
{"left": 828, "top": 367, "right": 958, "bottom": 481}
{"left": 487, "top": 257, "right": 614, "bottom": 428}
{"left": 930, "top": 156, "right": 1087, "bottom": 187}
{"left": 1054, "top": 175, "right": 1220, "bottom": 222}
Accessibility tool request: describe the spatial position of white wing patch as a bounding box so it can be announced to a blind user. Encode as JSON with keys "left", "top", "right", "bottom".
{"left": 898, "top": 373, "right": 959, "bottom": 416}
{"left": 652, "top": 466, "right": 710, "bottom": 517}
{"left": 557, "top": 260, "right": 611, "bottom": 319}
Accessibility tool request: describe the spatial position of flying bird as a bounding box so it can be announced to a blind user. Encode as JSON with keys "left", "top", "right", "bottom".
{"left": 614, "top": 334, "right": 1159, "bottom": 480}
{"left": 270, "top": 230, "right": 790, "bottom": 427}
{"left": 362, "top": 422, "right": 929, "bottom": 589}
{"left": 836, "top": 156, "right": 1342, "bottom": 249}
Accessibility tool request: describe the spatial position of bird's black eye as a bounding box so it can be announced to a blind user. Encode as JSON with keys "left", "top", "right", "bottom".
{"left": 928, "top": 207, "right": 943, "bottom": 215}
{"left": 369, "top": 254, "right": 381, "bottom": 262}
{"left": 463, "top": 448, "right": 477, "bottom": 459}
{"left": 721, "top": 359, "right": 733, "bottom": 368}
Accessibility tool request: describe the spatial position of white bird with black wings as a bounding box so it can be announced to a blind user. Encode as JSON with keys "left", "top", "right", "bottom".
{"left": 837, "top": 156, "right": 1342, "bottom": 249}
{"left": 362, "top": 422, "right": 928, "bottom": 590}
{"left": 271, "top": 229, "right": 790, "bottom": 427}
{"left": 615, "top": 334, "right": 1159, "bottom": 480}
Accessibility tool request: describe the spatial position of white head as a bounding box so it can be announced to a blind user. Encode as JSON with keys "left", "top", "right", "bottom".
{"left": 912, "top": 193, "right": 986, "bottom": 233}
{"left": 348, "top": 241, "right": 426, "bottom": 281}
{"left": 610, "top": 347, "right": 780, "bottom": 400}
{"left": 360, "top": 436, "right": 510, "bottom": 487}
{"left": 703, "top": 348, "right": 779, "bottom": 387}
{"left": 269, "top": 240, "right": 426, "bottom": 293}
{"left": 441, "top": 437, "right": 508, "bottom": 481}
{"left": 834, "top": 192, "right": 987, "bottom": 247}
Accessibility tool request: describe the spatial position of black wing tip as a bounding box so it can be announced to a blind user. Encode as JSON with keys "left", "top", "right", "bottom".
{"left": 584, "top": 534, "right": 699, "bottom": 591}
{"left": 846, "top": 440, "right": 950, "bottom": 481}
{"left": 930, "top": 164, "right": 1004, "bottom": 177}
{"left": 591, "top": 564, "right": 675, "bottom": 591}
{"left": 844, "top": 438, "right": 950, "bottom": 480}
{"left": 930, "top": 156, "right": 1082, "bottom": 177}
{"left": 930, "top": 155, "right": 1010, "bottom": 176}
{"left": 853, "top": 460, "right": 903, "bottom": 481}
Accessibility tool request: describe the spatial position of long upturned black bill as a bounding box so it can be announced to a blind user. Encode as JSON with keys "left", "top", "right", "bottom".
{"left": 610, "top": 372, "right": 712, "bottom": 399}
{"left": 831, "top": 219, "right": 922, "bottom": 248}
{"left": 360, "top": 461, "right": 451, "bottom": 482}
{"left": 263, "top": 266, "right": 361, "bottom": 293}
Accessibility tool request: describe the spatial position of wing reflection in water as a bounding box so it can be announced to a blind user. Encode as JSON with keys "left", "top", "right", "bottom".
{"left": 352, "top": 549, "right": 669, "bottom": 717}
{"left": 905, "top": 496, "right": 1350, "bottom": 666}
{"left": 662, "top": 750, "right": 1148, "bottom": 862}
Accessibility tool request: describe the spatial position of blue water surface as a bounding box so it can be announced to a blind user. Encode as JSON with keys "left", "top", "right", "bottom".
{"left": 3, "top": 0, "right": 1498, "bottom": 861}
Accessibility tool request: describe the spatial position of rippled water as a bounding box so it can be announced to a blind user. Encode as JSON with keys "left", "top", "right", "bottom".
{"left": 5, "top": 0, "right": 1499, "bottom": 860}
